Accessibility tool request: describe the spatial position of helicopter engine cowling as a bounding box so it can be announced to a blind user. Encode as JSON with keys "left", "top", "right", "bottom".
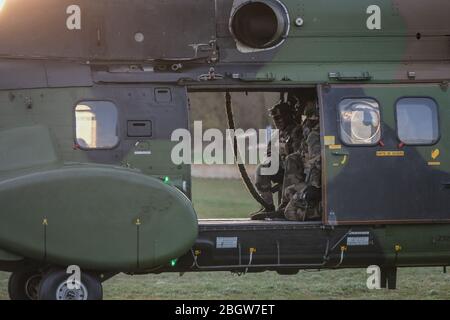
{"left": 230, "top": 0, "right": 290, "bottom": 50}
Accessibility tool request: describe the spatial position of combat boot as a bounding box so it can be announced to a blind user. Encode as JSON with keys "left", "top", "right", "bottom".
{"left": 250, "top": 205, "right": 285, "bottom": 220}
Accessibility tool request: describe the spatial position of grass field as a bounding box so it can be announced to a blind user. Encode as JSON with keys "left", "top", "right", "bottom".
{"left": 0, "top": 178, "right": 449, "bottom": 300}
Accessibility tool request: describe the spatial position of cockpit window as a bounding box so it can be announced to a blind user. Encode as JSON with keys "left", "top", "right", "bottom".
{"left": 339, "top": 98, "right": 381, "bottom": 145}
{"left": 396, "top": 98, "right": 439, "bottom": 145}
{"left": 75, "top": 101, "right": 119, "bottom": 149}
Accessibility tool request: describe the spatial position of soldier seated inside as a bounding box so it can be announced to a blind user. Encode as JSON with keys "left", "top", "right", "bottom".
{"left": 251, "top": 99, "right": 303, "bottom": 221}
{"left": 283, "top": 101, "right": 322, "bottom": 222}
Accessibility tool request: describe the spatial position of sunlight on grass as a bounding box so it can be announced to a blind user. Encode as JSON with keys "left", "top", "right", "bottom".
{"left": 192, "top": 178, "right": 260, "bottom": 219}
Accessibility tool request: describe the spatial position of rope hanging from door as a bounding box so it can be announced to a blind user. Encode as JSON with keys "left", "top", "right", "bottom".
{"left": 225, "top": 91, "right": 273, "bottom": 211}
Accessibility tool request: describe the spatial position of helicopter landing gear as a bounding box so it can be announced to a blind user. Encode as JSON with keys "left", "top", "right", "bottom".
{"left": 380, "top": 266, "right": 397, "bottom": 290}
{"left": 38, "top": 268, "right": 103, "bottom": 300}
{"left": 8, "top": 269, "right": 42, "bottom": 300}
{"left": 9, "top": 267, "right": 104, "bottom": 300}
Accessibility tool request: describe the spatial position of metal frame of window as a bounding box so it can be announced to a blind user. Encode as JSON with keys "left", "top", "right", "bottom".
{"left": 73, "top": 100, "right": 120, "bottom": 150}
{"left": 394, "top": 96, "right": 440, "bottom": 146}
{"left": 337, "top": 97, "right": 382, "bottom": 147}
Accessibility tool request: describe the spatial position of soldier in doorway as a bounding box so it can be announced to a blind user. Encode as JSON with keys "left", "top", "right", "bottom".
{"left": 284, "top": 101, "right": 322, "bottom": 221}
{"left": 251, "top": 99, "right": 303, "bottom": 220}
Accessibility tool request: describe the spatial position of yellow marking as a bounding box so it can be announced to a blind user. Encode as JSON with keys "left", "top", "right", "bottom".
{"left": 341, "top": 245, "right": 348, "bottom": 252}
{"left": 250, "top": 248, "right": 257, "bottom": 254}
{"left": 135, "top": 218, "right": 141, "bottom": 226}
{"left": 431, "top": 149, "right": 440, "bottom": 160}
{"left": 395, "top": 244, "right": 402, "bottom": 252}
{"left": 428, "top": 161, "right": 441, "bottom": 166}
{"left": 42, "top": 218, "right": 48, "bottom": 226}
{"left": 324, "top": 136, "right": 336, "bottom": 146}
{"left": 376, "top": 151, "right": 405, "bottom": 157}
{"left": 194, "top": 250, "right": 202, "bottom": 256}
{"left": 329, "top": 144, "right": 342, "bottom": 150}
{"left": 341, "top": 155, "right": 348, "bottom": 165}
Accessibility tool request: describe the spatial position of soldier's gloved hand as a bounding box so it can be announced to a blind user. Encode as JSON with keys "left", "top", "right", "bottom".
{"left": 304, "top": 186, "right": 321, "bottom": 202}
{"left": 293, "top": 192, "right": 305, "bottom": 205}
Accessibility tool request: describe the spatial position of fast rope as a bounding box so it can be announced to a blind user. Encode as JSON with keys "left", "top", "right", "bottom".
{"left": 225, "top": 91, "right": 272, "bottom": 211}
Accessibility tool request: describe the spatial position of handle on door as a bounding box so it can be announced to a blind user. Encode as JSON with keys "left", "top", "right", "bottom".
{"left": 332, "top": 150, "right": 349, "bottom": 156}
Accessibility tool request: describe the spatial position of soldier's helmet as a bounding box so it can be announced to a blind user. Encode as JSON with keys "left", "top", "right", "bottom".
{"left": 269, "top": 101, "right": 294, "bottom": 120}
{"left": 303, "top": 102, "right": 319, "bottom": 121}
{"left": 269, "top": 101, "right": 295, "bottom": 129}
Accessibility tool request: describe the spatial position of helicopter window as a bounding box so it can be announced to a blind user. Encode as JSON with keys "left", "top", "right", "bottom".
{"left": 396, "top": 98, "right": 439, "bottom": 145}
{"left": 75, "top": 101, "right": 119, "bottom": 149}
{"left": 338, "top": 98, "right": 381, "bottom": 145}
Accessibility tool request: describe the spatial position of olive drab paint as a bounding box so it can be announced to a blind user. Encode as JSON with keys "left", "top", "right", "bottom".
{"left": 0, "top": 0, "right": 448, "bottom": 287}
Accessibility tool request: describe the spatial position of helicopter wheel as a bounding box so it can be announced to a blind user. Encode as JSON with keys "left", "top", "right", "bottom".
{"left": 8, "top": 269, "right": 42, "bottom": 300}
{"left": 38, "top": 268, "right": 103, "bottom": 300}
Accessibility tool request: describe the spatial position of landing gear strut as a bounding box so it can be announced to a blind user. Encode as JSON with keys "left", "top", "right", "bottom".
{"left": 380, "top": 266, "right": 397, "bottom": 290}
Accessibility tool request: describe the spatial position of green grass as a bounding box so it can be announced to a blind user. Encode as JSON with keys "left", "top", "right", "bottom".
{"left": 104, "top": 267, "right": 450, "bottom": 300}
{"left": 192, "top": 178, "right": 260, "bottom": 219}
{"left": 1, "top": 178, "right": 449, "bottom": 300}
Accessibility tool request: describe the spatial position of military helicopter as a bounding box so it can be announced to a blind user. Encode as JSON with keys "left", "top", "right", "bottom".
{"left": 0, "top": 0, "right": 448, "bottom": 300}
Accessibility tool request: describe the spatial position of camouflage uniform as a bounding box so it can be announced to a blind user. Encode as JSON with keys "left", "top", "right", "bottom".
{"left": 252, "top": 100, "right": 302, "bottom": 219}
{"left": 279, "top": 93, "right": 312, "bottom": 211}
{"left": 284, "top": 105, "right": 322, "bottom": 221}
{"left": 279, "top": 148, "right": 304, "bottom": 210}
{"left": 255, "top": 123, "right": 303, "bottom": 208}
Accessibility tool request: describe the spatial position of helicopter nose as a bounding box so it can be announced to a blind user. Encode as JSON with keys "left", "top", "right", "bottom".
{"left": 230, "top": 0, "right": 290, "bottom": 50}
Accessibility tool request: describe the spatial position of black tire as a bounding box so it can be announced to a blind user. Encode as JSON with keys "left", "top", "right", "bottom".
{"left": 8, "top": 270, "right": 42, "bottom": 300}
{"left": 38, "top": 269, "right": 103, "bottom": 300}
